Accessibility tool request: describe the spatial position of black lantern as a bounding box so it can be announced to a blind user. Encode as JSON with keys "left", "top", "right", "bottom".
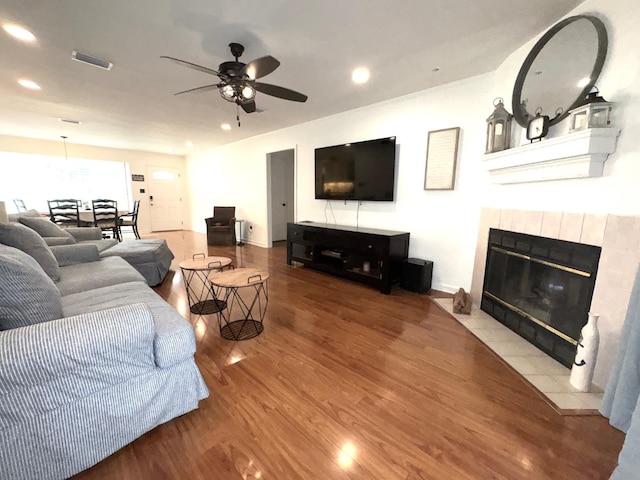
{"left": 486, "top": 97, "right": 513, "bottom": 153}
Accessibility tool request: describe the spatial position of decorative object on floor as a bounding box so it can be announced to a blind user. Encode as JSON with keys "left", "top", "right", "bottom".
{"left": 0, "top": 201, "right": 7, "bottom": 223}
{"left": 118, "top": 199, "right": 140, "bottom": 239}
{"left": 570, "top": 312, "right": 600, "bottom": 392}
{"left": 424, "top": 127, "right": 460, "bottom": 190}
{"left": 485, "top": 97, "right": 512, "bottom": 153}
{"left": 453, "top": 287, "right": 472, "bottom": 314}
{"left": 161, "top": 42, "right": 307, "bottom": 126}
{"left": 205, "top": 206, "right": 236, "bottom": 246}
{"left": 512, "top": 15, "right": 608, "bottom": 129}
{"left": 526, "top": 109, "right": 550, "bottom": 142}
{"left": 568, "top": 88, "right": 613, "bottom": 132}
{"left": 210, "top": 267, "right": 269, "bottom": 340}
{"left": 179, "top": 253, "right": 233, "bottom": 315}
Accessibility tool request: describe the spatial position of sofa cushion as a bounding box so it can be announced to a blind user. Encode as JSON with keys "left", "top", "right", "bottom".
{"left": 62, "top": 282, "right": 196, "bottom": 368}
{"left": 56, "top": 256, "right": 146, "bottom": 296}
{"left": 19, "top": 217, "right": 76, "bottom": 245}
{"left": 0, "top": 245, "right": 64, "bottom": 330}
{"left": 7, "top": 208, "right": 41, "bottom": 223}
{"left": 0, "top": 222, "right": 61, "bottom": 282}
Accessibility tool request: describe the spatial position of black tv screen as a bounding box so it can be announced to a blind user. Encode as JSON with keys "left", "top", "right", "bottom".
{"left": 314, "top": 136, "right": 396, "bottom": 201}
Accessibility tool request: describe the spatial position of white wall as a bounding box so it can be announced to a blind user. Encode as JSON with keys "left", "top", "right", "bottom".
{"left": 486, "top": 0, "right": 640, "bottom": 215}
{"left": 0, "top": 134, "right": 187, "bottom": 233}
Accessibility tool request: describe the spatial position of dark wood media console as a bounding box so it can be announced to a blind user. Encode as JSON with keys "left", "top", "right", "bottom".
{"left": 286, "top": 222, "right": 410, "bottom": 294}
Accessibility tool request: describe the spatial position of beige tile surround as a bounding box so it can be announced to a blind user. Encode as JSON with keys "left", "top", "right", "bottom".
{"left": 433, "top": 298, "right": 602, "bottom": 414}
{"left": 469, "top": 208, "right": 640, "bottom": 395}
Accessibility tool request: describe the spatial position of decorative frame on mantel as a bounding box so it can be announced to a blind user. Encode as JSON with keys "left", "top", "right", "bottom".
{"left": 424, "top": 127, "right": 460, "bottom": 190}
{"left": 482, "top": 127, "right": 621, "bottom": 184}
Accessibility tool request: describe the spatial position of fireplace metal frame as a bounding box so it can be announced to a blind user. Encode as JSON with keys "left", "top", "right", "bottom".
{"left": 481, "top": 229, "right": 601, "bottom": 368}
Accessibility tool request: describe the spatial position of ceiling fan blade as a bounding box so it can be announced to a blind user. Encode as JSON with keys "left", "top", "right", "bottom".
{"left": 160, "top": 56, "right": 220, "bottom": 76}
{"left": 174, "top": 84, "right": 219, "bottom": 96}
{"left": 254, "top": 82, "right": 308, "bottom": 102}
{"left": 241, "top": 101, "right": 257, "bottom": 113}
{"left": 242, "top": 56, "right": 280, "bottom": 80}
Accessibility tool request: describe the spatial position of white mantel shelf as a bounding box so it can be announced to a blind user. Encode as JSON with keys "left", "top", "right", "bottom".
{"left": 482, "top": 127, "right": 621, "bottom": 184}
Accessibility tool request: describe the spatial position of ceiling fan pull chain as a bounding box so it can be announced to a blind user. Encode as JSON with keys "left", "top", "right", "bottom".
{"left": 236, "top": 104, "right": 241, "bottom": 127}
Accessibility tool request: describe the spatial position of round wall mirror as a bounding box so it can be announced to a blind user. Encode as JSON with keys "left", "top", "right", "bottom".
{"left": 512, "top": 15, "right": 608, "bottom": 128}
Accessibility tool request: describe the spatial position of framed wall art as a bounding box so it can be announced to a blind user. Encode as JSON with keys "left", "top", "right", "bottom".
{"left": 424, "top": 127, "right": 460, "bottom": 190}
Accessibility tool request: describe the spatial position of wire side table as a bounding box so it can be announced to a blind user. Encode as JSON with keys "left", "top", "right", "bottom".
{"left": 179, "top": 254, "right": 233, "bottom": 315}
{"left": 209, "top": 268, "right": 270, "bottom": 340}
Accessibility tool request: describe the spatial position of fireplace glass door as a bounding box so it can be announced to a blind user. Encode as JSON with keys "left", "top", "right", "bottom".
{"left": 481, "top": 229, "right": 601, "bottom": 367}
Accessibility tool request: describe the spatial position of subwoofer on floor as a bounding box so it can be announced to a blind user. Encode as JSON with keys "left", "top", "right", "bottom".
{"left": 401, "top": 258, "right": 433, "bottom": 293}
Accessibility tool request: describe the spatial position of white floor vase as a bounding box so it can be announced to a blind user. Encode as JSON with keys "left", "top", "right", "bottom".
{"left": 570, "top": 312, "right": 600, "bottom": 392}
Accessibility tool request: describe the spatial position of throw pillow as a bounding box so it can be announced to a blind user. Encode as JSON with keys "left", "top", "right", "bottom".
{"left": 0, "top": 245, "right": 64, "bottom": 330}
{"left": 0, "top": 222, "right": 61, "bottom": 282}
{"left": 19, "top": 216, "right": 76, "bottom": 244}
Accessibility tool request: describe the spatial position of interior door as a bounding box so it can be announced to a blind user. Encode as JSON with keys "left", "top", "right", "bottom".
{"left": 269, "top": 150, "right": 294, "bottom": 242}
{"left": 147, "top": 166, "right": 183, "bottom": 231}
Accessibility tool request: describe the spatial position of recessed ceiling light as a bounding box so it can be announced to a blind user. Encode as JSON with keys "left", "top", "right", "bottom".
{"left": 186, "top": 141, "right": 193, "bottom": 147}
{"left": 221, "top": 123, "right": 231, "bottom": 131}
{"left": 3, "top": 23, "right": 36, "bottom": 42}
{"left": 351, "top": 67, "right": 370, "bottom": 84}
{"left": 18, "top": 79, "right": 40, "bottom": 90}
{"left": 168, "top": 148, "right": 175, "bottom": 154}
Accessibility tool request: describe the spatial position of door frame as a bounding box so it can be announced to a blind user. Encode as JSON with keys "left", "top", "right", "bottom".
{"left": 146, "top": 165, "right": 184, "bottom": 232}
{"left": 266, "top": 147, "right": 296, "bottom": 248}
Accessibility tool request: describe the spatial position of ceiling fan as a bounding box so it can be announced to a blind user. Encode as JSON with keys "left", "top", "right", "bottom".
{"left": 160, "top": 43, "right": 308, "bottom": 116}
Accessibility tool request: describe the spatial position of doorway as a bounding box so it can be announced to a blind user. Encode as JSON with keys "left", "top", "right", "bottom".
{"left": 267, "top": 149, "right": 295, "bottom": 247}
{"left": 147, "top": 166, "right": 183, "bottom": 231}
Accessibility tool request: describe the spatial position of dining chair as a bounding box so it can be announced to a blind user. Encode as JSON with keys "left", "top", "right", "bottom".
{"left": 92, "top": 199, "right": 120, "bottom": 241}
{"left": 118, "top": 199, "right": 140, "bottom": 239}
{"left": 48, "top": 199, "right": 82, "bottom": 227}
{"left": 13, "top": 199, "right": 27, "bottom": 213}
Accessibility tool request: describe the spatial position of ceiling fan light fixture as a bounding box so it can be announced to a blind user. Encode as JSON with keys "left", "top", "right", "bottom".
{"left": 242, "top": 85, "right": 256, "bottom": 100}
{"left": 220, "top": 84, "right": 235, "bottom": 102}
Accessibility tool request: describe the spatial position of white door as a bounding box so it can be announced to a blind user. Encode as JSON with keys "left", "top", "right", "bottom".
{"left": 147, "top": 166, "right": 182, "bottom": 231}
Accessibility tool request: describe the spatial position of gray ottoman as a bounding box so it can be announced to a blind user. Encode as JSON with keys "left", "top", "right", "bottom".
{"left": 100, "top": 239, "right": 174, "bottom": 286}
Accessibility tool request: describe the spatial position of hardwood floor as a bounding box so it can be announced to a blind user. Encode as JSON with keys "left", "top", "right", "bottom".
{"left": 74, "top": 230, "right": 624, "bottom": 479}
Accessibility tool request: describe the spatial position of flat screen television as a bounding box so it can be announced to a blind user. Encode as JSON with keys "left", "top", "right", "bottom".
{"left": 314, "top": 136, "right": 396, "bottom": 201}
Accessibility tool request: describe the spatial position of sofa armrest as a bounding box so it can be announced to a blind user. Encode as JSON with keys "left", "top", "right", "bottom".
{"left": 0, "top": 304, "right": 156, "bottom": 427}
{"left": 49, "top": 243, "right": 100, "bottom": 266}
{"left": 66, "top": 227, "right": 103, "bottom": 241}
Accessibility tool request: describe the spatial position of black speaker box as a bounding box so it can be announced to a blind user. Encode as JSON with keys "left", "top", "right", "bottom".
{"left": 401, "top": 258, "right": 433, "bottom": 293}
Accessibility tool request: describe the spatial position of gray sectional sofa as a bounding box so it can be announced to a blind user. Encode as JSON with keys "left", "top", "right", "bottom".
{"left": 0, "top": 221, "right": 209, "bottom": 480}
{"left": 14, "top": 213, "right": 174, "bottom": 286}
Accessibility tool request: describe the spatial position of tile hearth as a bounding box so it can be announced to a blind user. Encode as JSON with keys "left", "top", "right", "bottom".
{"left": 433, "top": 298, "right": 603, "bottom": 415}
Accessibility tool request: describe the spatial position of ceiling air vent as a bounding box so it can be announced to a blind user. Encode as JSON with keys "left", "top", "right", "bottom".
{"left": 58, "top": 118, "right": 81, "bottom": 125}
{"left": 71, "top": 50, "right": 113, "bottom": 70}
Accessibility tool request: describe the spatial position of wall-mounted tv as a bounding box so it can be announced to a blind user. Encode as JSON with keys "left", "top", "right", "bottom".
{"left": 314, "top": 136, "right": 396, "bottom": 201}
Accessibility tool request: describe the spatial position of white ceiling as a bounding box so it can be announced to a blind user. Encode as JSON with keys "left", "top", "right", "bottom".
{"left": 0, "top": 0, "right": 583, "bottom": 155}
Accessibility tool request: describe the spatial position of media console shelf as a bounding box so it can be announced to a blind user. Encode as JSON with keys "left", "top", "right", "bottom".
{"left": 287, "top": 222, "right": 410, "bottom": 294}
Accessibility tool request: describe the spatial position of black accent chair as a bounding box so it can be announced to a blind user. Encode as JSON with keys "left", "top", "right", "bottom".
{"left": 119, "top": 199, "right": 140, "bottom": 239}
{"left": 92, "top": 199, "right": 120, "bottom": 241}
{"left": 205, "top": 206, "right": 236, "bottom": 246}
{"left": 48, "top": 199, "right": 83, "bottom": 227}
